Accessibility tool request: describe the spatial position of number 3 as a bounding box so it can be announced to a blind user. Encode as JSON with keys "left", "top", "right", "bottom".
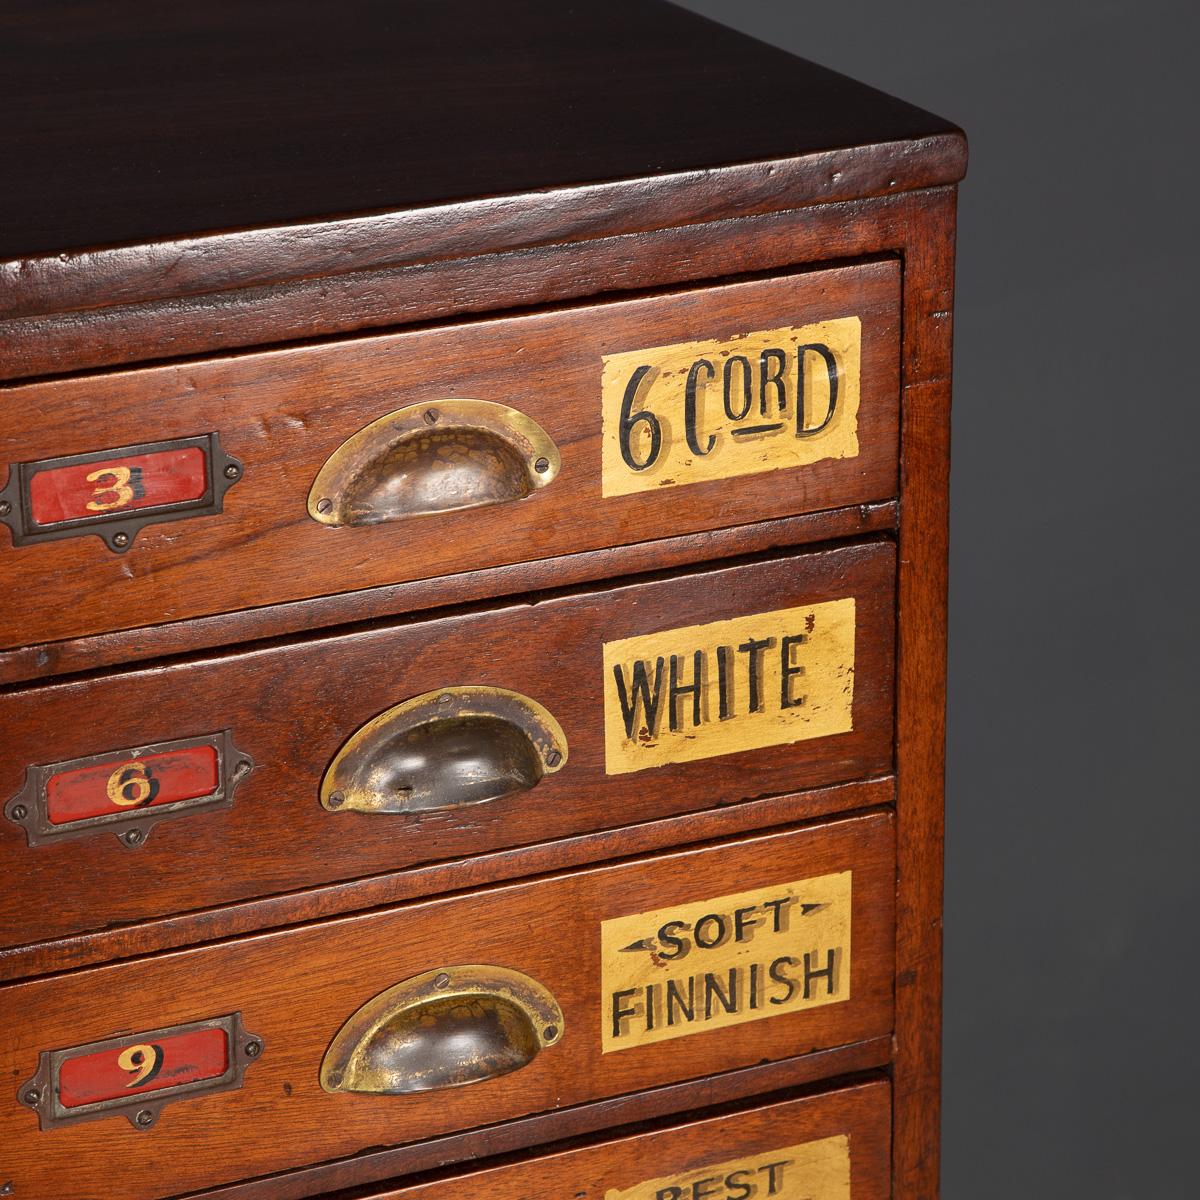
{"left": 85, "top": 465, "right": 135, "bottom": 512}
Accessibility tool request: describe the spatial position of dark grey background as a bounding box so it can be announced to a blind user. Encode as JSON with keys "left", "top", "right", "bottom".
{"left": 673, "top": 3, "right": 1199, "bottom": 1195}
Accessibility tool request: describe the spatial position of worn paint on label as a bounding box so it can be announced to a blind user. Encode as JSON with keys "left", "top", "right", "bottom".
{"left": 604, "top": 1133, "right": 851, "bottom": 1200}
{"left": 602, "top": 599, "right": 855, "bottom": 775}
{"left": 601, "top": 318, "right": 860, "bottom": 497}
{"left": 601, "top": 872, "right": 851, "bottom": 1052}
{"left": 46, "top": 744, "right": 221, "bottom": 825}
{"left": 28, "top": 447, "right": 209, "bottom": 526}
{"left": 57, "top": 1027, "right": 229, "bottom": 1108}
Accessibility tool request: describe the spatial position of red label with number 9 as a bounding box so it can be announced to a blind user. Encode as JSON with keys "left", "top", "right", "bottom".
{"left": 57, "top": 1028, "right": 229, "bottom": 1108}
{"left": 27, "top": 447, "right": 208, "bottom": 526}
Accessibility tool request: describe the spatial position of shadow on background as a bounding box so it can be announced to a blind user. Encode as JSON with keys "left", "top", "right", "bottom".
{"left": 675, "top": 2, "right": 1199, "bottom": 1195}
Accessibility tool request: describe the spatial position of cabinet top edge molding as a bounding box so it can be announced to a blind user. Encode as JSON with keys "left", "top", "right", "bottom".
{"left": 0, "top": 0, "right": 964, "bottom": 319}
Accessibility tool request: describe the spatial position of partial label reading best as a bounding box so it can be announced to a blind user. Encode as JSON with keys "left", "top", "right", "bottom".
{"left": 603, "top": 599, "right": 856, "bottom": 775}
{"left": 605, "top": 1133, "right": 851, "bottom": 1200}
{"left": 601, "top": 318, "right": 861, "bottom": 497}
{"left": 601, "top": 872, "right": 851, "bottom": 1052}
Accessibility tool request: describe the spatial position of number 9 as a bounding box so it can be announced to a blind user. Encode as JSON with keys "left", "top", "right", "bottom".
{"left": 117, "top": 1043, "right": 164, "bottom": 1088}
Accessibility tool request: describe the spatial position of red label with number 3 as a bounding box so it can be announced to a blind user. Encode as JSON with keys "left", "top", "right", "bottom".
{"left": 57, "top": 1028, "right": 229, "bottom": 1108}
{"left": 27, "top": 447, "right": 208, "bottom": 526}
{"left": 45, "top": 744, "right": 220, "bottom": 826}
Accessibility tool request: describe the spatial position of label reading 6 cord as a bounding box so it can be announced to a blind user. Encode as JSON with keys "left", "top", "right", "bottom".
{"left": 601, "top": 318, "right": 861, "bottom": 497}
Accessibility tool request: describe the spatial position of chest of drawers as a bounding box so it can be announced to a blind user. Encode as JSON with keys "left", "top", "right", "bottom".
{"left": 0, "top": 3, "right": 964, "bottom": 1197}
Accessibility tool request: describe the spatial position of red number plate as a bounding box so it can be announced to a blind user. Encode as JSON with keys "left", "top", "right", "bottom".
{"left": 0, "top": 433, "right": 241, "bottom": 552}
{"left": 27, "top": 446, "right": 208, "bottom": 526}
{"left": 46, "top": 744, "right": 220, "bottom": 826}
{"left": 4, "top": 731, "right": 253, "bottom": 849}
{"left": 18, "top": 1013, "right": 262, "bottom": 1130}
{"left": 57, "top": 1027, "right": 229, "bottom": 1108}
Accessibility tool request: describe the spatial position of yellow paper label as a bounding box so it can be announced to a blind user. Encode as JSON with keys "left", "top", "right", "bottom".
{"left": 602, "top": 599, "right": 855, "bottom": 775}
{"left": 601, "top": 318, "right": 861, "bottom": 497}
{"left": 601, "top": 872, "right": 851, "bottom": 1052}
{"left": 605, "top": 1133, "right": 851, "bottom": 1200}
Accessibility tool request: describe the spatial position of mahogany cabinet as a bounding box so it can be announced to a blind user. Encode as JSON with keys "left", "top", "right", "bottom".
{"left": 0, "top": 2, "right": 963, "bottom": 1197}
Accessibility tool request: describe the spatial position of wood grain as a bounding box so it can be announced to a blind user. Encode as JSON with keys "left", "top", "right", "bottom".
{"left": 0, "top": 813, "right": 895, "bottom": 1200}
{"left": 0, "top": 503, "right": 897, "bottom": 687}
{"left": 188, "top": 1051, "right": 893, "bottom": 1200}
{"left": 891, "top": 188, "right": 957, "bottom": 1200}
{"left": 0, "top": 777, "right": 893, "bottom": 984}
{"left": 0, "top": 0, "right": 962, "bottom": 292}
{"left": 347, "top": 1079, "right": 890, "bottom": 1200}
{"left": 0, "top": 263, "right": 899, "bottom": 650}
{"left": 0, "top": 543, "right": 895, "bottom": 952}
{"left": 0, "top": 190, "right": 954, "bottom": 384}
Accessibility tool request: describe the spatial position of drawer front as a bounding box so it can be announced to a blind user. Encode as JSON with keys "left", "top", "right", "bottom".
{"left": 0, "top": 262, "right": 899, "bottom": 648}
{"left": 0, "top": 541, "right": 894, "bottom": 950}
{"left": 361, "top": 1078, "right": 890, "bottom": 1200}
{"left": 0, "top": 813, "right": 894, "bottom": 1199}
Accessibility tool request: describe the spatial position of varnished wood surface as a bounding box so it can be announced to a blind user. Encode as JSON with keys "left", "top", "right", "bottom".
{"left": 0, "top": 264, "right": 899, "bottom": 650}
{"left": 0, "top": 189, "right": 956, "bottom": 383}
{"left": 890, "top": 187, "right": 956, "bottom": 1200}
{"left": 0, "top": 777, "right": 893, "bottom": 984}
{"left": 0, "top": 543, "right": 895, "bottom": 952}
{"left": 0, "top": 503, "right": 897, "bottom": 688}
{"left": 188, "top": 1054, "right": 893, "bottom": 1200}
{"left": 0, "top": 813, "right": 895, "bottom": 1200}
{"left": 346, "top": 1078, "right": 890, "bottom": 1200}
{"left": 0, "top": 0, "right": 961, "bottom": 266}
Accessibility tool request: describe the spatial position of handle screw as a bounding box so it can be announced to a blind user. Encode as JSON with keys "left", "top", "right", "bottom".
{"left": 224, "top": 464, "right": 240, "bottom": 479}
{"left": 0, "top": 501, "right": 10, "bottom": 517}
{"left": 327, "top": 791, "right": 344, "bottom": 808}
{"left": 316, "top": 498, "right": 333, "bottom": 514}
{"left": 543, "top": 1025, "right": 558, "bottom": 1041}
{"left": 135, "top": 1109, "right": 155, "bottom": 1128}
{"left": 545, "top": 749, "right": 561, "bottom": 767}
{"left": 112, "top": 532, "right": 130, "bottom": 549}
{"left": 244, "top": 1040, "right": 262, "bottom": 1059}
{"left": 10, "top": 804, "right": 27, "bottom": 821}
{"left": 434, "top": 973, "right": 451, "bottom": 989}
{"left": 123, "top": 828, "right": 144, "bottom": 846}
{"left": 424, "top": 408, "right": 440, "bottom": 425}
{"left": 22, "top": 1088, "right": 40, "bottom": 1106}
{"left": 534, "top": 457, "right": 550, "bottom": 473}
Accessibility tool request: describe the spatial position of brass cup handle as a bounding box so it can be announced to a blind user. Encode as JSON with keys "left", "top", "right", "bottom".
{"left": 320, "top": 966, "right": 564, "bottom": 1095}
{"left": 307, "top": 398, "right": 560, "bottom": 526}
{"left": 320, "top": 686, "right": 568, "bottom": 815}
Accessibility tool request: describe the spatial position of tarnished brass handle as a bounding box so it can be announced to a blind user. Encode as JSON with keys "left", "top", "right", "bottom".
{"left": 308, "top": 399, "right": 560, "bottom": 525}
{"left": 320, "top": 966, "right": 563, "bottom": 1095}
{"left": 321, "top": 686, "right": 567, "bottom": 815}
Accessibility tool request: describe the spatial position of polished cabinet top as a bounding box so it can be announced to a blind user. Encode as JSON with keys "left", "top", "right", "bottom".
{"left": 2, "top": 0, "right": 962, "bottom": 262}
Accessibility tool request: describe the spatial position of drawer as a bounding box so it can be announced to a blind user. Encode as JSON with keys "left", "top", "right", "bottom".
{"left": 0, "top": 813, "right": 894, "bottom": 1199}
{"left": 0, "top": 541, "right": 894, "bottom": 950}
{"left": 0, "top": 261, "right": 899, "bottom": 649}
{"left": 359, "top": 1078, "right": 890, "bottom": 1200}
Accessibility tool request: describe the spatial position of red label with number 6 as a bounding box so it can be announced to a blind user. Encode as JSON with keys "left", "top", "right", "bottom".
{"left": 57, "top": 1028, "right": 229, "bottom": 1108}
{"left": 46, "top": 744, "right": 220, "bottom": 826}
{"left": 27, "top": 447, "right": 208, "bottom": 526}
